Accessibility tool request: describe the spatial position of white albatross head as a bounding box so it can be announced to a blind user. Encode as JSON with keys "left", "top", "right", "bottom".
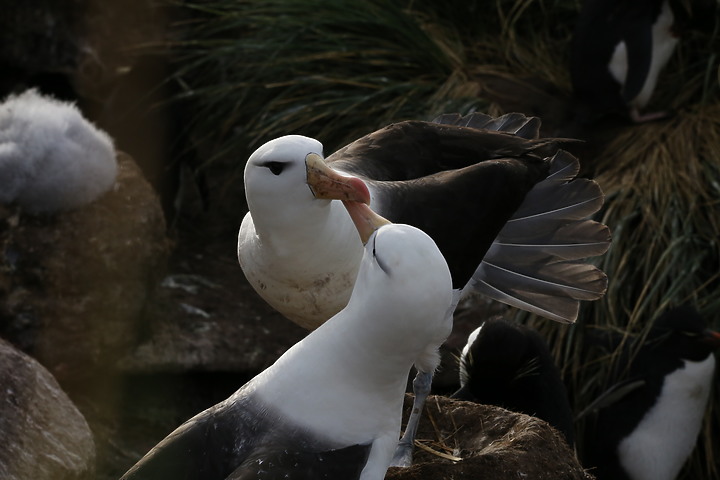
{"left": 243, "top": 135, "right": 369, "bottom": 235}
{"left": 347, "top": 222, "right": 454, "bottom": 347}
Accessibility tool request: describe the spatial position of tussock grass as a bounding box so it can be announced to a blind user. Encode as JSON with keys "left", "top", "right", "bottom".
{"left": 169, "top": 0, "right": 492, "bottom": 170}
{"left": 593, "top": 109, "right": 720, "bottom": 321}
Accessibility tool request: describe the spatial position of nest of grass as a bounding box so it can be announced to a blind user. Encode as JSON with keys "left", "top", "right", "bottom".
{"left": 386, "top": 394, "right": 590, "bottom": 480}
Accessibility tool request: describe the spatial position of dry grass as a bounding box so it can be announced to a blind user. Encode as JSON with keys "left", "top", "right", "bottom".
{"left": 592, "top": 108, "right": 720, "bottom": 324}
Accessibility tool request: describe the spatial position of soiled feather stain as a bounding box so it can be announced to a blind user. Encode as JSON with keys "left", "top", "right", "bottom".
{"left": 312, "top": 274, "right": 333, "bottom": 289}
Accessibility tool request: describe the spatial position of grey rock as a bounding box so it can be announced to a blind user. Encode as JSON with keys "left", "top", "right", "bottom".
{"left": 0, "top": 338, "right": 95, "bottom": 480}
{"left": 0, "top": 152, "right": 170, "bottom": 381}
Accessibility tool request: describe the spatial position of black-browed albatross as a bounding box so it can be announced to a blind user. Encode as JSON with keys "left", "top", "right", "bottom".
{"left": 238, "top": 112, "right": 611, "bottom": 464}
{"left": 121, "top": 221, "right": 454, "bottom": 480}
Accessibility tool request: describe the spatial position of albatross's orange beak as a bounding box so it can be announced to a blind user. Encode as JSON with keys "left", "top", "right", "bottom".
{"left": 305, "top": 153, "right": 371, "bottom": 205}
{"left": 342, "top": 200, "right": 391, "bottom": 244}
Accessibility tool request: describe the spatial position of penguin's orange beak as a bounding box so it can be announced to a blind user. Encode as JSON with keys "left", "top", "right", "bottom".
{"left": 701, "top": 329, "right": 720, "bottom": 348}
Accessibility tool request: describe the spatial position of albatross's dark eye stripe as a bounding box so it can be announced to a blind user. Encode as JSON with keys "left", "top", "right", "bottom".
{"left": 264, "top": 161, "right": 287, "bottom": 176}
{"left": 372, "top": 242, "right": 390, "bottom": 275}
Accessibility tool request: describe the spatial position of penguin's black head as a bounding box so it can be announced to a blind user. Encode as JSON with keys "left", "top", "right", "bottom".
{"left": 458, "top": 318, "right": 549, "bottom": 389}
{"left": 650, "top": 306, "right": 720, "bottom": 362}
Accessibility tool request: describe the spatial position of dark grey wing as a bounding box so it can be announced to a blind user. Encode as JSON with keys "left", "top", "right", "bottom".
{"left": 372, "top": 155, "right": 550, "bottom": 289}
{"left": 327, "top": 116, "right": 556, "bottom": 182}
{"left": 228, "top": 443, "right": 372, "bottom": 480}
{"left": 471, "top": 150, "right": 609, "bottom": 323}
{"left": 120, "top": 396, "right": 264, "bottom": 480}
{"left": 432, "top": 112, "right": 541, "bottom": 139}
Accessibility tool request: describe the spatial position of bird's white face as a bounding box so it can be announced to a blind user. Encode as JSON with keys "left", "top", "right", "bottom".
{"left": 244, "top": 135, "right": 370, "bottom": 238}
{"left": 351, "top": 223, "right": 453, "bottom": 339}
{"left": 244, "top": 135, "right": 324, "bottom": 218}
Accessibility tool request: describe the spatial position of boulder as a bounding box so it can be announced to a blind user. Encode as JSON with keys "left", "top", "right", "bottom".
{"left": 0, "top": 152, "right": 170, "bottom": 380}
{"left": 0, "top": 338, "right": 95, "bottom": 480}
{"left": 387, "top": 394, "right": 593, "bottom": 480}
{"left": 117, "top": 271, "right": 308, "bottom": 374}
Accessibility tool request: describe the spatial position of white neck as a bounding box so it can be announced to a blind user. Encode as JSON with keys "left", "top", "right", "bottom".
{"left": 253, "top": 308, "right": 417, "bottom": 445}
{"left": 238, "top": 198, "right": 365, "bottom": 327}
{"left": 252, "top": 198, "right": 361, "bottom": 268}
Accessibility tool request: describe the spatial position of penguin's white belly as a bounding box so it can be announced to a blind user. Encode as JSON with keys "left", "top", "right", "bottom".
{"left": 618, "top": 355, "right": 715, "bottom": 480}
{"left": 608, "top": 2, "right": 679, "bottom": 108}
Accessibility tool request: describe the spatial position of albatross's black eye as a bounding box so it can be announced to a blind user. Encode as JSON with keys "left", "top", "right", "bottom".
{"left": 265, "top": 161, "right": 286, "bottom": 176}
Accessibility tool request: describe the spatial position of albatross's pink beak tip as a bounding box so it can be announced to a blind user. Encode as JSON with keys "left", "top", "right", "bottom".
{"left": 347, "top": 176, "right": 371, "bottom": 205}
{"left": 306, "top": 153, "right": 371, "bottom": 204}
